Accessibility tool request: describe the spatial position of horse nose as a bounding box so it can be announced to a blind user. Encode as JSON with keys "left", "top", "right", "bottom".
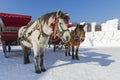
{"left": 81, "top": 38, "right": 85, "bottom": 42}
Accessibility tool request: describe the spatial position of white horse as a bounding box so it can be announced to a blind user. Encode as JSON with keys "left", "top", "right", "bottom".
{"left": 18, "top": 9, "right": 71, "bottom": 73}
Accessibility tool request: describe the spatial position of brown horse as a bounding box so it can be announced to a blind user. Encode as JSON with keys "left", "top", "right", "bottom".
{"left": 64, "top": 24, "right": 85, "bottom": 60}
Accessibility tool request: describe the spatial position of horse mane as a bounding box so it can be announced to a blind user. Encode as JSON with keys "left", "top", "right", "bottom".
{"left": 38, "top": 11, "right": 69, "bottom": 25}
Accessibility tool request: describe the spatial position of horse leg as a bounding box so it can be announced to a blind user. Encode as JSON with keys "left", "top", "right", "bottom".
{"left": 65, "top": 46, "right": 68, "bottom": 56}
{"left": 33, "top": 45, "right": 40, "bottom": 73}
{"left": 26, "top": 47, "right": 31, "bottom": 62}
{"left": 39, "top": 47, "right": 46, "bottom": 72}
{"left": 75, "top": 46, "right": 79, "bottom": 60}
{"left": 34, "top": 54, "right": 40, "bottom": 73}
{"left": 68, "top": 46, "right": 71, "bottom": 56}
{"left": 72, "top": 46, "right": 75, "bottom": 59}
{"left": 22, "top": 45, "right": 30, "bottom": 64}
{"left": 53, "top": 44, "right": 56, "bottom": 52}
{"left": 40, "top": 53, "right": 46, "bottom": 72}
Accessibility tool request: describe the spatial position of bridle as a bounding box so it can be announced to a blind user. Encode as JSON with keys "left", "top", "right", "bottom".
{"left": 57, "top": 21, "right": 69, "bottom": 37}
{"left": 74, "top": 27, "right": 81, "bottom": 41}
{"left": 50, "top": 16, "right": 69, "bottom": 40}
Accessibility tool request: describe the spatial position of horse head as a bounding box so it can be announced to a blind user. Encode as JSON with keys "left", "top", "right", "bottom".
{"left": 40, "top": 9, "right": 71, "bottom": 43}
{"left": 74, "top": 24, "right": 85, "bottom": 42}
{"left": 54, "top": 9, "right": 71, "bottom": 43}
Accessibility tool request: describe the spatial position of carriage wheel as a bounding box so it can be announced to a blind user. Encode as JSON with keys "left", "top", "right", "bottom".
{"left": 2, "top": 41, "right": 8, "bottom": 58}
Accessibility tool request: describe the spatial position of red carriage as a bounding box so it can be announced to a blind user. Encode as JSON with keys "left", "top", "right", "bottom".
{"left": 0, "top": 12, "right": 31, "bottom": 57}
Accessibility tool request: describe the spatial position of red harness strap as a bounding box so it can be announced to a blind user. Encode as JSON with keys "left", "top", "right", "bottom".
{"left": 50, "top": 16, "right": 57, "bottom": 40}
{"left": 49, "top": 16, "right": 70, "bottom": 40}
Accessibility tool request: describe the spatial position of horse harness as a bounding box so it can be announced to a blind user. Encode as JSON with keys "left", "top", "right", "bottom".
{"left": 19, "top": 19, "right": 48, "bottom": 43}
{"left": 71, "top": 29, "right": 81, "bottom": 41}
{"left": 19, "top": 15, "right": 69, "bottom": 43}
{"left": 50, "top": 16, "right": 69, "bottom": 39}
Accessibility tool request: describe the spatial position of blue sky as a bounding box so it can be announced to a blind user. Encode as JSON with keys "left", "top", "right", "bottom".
{"left": 0, "top": 0, "right": 120, "bottom": 24}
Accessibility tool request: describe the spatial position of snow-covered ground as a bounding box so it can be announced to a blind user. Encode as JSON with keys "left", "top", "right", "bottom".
{"left": 0, "top": 18, "right": 120, "bottom": 80}
{"left": 0, "top": 45, "right": 120, "bottom": 80}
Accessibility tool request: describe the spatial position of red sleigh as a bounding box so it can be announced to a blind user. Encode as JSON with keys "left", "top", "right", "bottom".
{"left": 0, "top": 12, "right": 31, "bottom": 57}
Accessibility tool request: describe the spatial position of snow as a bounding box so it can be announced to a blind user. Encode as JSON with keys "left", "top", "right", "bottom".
{"left": 81, "top": 30, "right": 120, "bottom": 47}
{"left": 0, "top": 18, "right": 120, "bottom": 80}
{"left": 0, "top": 45, "right": 120, "bottom": 80}
{"left": 81, "top": 18, "right": 120, "bottom": 47}
{"left": 101, "top": 19, "right": 118, "bottom": 31}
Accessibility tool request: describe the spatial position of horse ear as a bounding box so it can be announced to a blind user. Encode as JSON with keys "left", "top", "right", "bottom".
{"left": 79, "top": 23, "right": 86, "bottom": 28}
{"left": 65, "top": 13, "right": 69, "bottom": 17}
{"left": 79, "top": 24, "right": 85, "bottom": 29}
{"left": 56, "top": 9, "right": 62, "bottom": 18}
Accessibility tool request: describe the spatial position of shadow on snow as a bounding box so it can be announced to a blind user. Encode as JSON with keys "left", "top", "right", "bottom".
{"left": 0, "top": 47, "right": 115, "bottom": 70}
{"left": 45, "top": 47, "right": 115, "bottom": 69}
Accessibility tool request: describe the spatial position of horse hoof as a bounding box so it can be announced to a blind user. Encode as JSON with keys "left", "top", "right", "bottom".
{"left": 76, "top": 56, "right": 79, "bottom": 60}
{"left": 76, "top": 58, "right": 79, "bottom": 60}
{"left": 24, "top": 61, "right": 30, "bottom": 64}
{"left": 41, "top": 68, "right": 46, "bottom": 72}
{"left": 72, "top": 57, "right": 75, "bottom": 60}
{"left": 35, "top": 70, "right": 41, "bottom": 73}
{"left": 68, "top": 54, "right": 71, "bottom": 56}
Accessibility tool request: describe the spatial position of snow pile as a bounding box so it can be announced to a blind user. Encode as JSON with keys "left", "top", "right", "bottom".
{"left": 81, "top": 19, "right": 120, "bottom": 47}
{"left": 101, "top": 19, "right": 118, "bottom": 31}
{"left": 91, "top": 22, "right": 96, "bottom": 32}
